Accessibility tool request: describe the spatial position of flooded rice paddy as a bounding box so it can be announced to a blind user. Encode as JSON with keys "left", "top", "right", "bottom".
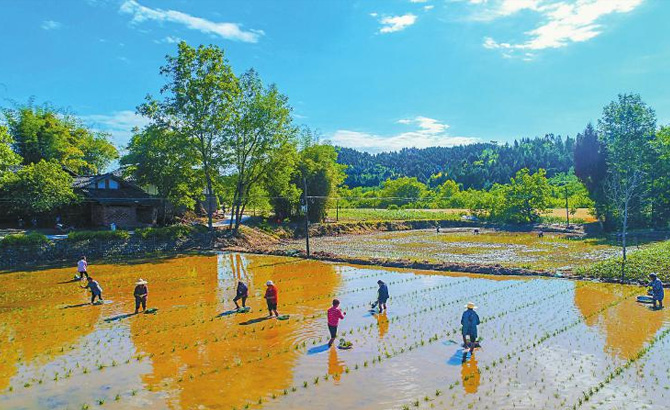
{"left": 1, "top": 253, "right": 669, "bottom": 410}
{"left": 276, "top": 229, "right": 620, "bottom": 272}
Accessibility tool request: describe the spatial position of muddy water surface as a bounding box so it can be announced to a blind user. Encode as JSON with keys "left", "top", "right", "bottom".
{"left": 1, "top": 253, "right": 668, "bottom": 410}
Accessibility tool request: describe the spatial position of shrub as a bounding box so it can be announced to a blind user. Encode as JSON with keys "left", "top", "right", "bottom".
{"left": 578, "top": 240, "right": 670, "bottom": 282}
{"left": 0, "top": 233, "right": 50, "bottom": 248}
{"left": 386, "top": 204, "right": 399, "bottom": 210}
{"left": 67, "top": 230, "right": 130, "bottom": 242}
{"left": 135, "top": 224, "right": 206, "bottom": 241}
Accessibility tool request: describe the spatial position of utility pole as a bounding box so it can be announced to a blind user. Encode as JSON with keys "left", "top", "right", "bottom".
{"left": 336, "top": 199, "right": 339, "bottom": 222}
{"left": 303, "top": 176, "right": 310, "bottom": 257}
{"left": 564, "top": 185, "right": 570, "bottom": 227}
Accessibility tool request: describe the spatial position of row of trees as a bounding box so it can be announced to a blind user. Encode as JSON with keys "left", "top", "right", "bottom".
{"left": 339, "top": 169, "right": 591, "bottom": 224}
{"left": 121, "top": 42, "right": 346, "bottom": 231}
{"left": 0, "top": 104, "right": 118, "bottom": 217}
{"left": 338, "top": 134, "right": 575, "bottom": 189}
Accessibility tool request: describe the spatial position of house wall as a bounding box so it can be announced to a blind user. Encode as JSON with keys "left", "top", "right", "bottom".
{"left": 91, "top": 204, "right": 138, "bottom": 228}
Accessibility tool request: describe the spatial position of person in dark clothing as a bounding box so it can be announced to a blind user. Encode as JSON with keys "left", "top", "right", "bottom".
{"left": 233, "top": 281, "right": 249, "bottom": 310}
{"left": 81, "top": 277, "right": 103, "bottom": 304}
{"left": 648, "top": 273, "right": 664, "bottom": 309}
{"left": 461, "top": 302, "right": 480, "bottom": 353}
{"left": 377, "top": 280, "right": 389, "bottom": 313}
{"left": 134, "top": 279, "right": 148, "bottom": 313}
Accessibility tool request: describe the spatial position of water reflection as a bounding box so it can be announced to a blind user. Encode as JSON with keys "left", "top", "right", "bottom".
{"left": 461, "top": 355, "right": 480, "bottom": 394}
{"left": 328, "top": 348, "right": 346, "bottom": 383}
{"left": 128, "top": 253, "right": 340, "bottom": 409}
{"left": 376, "top": 311, "right": 389, "bottom": 339}
{"left": 574, "top": 282, "right": 668, "bottom": 359}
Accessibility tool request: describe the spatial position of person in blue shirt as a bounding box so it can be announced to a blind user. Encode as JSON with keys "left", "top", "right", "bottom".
{"left": 81, "top": 276, "right": 103, "bottom": 304}
{"left": 377, "top": 280, "right": 389, "bottom": 313}
{"left": 648, "top": 273, "right": 664, "bottom": 309}
{"left": 461, "top": 302, "right": 480, "bottom": 353}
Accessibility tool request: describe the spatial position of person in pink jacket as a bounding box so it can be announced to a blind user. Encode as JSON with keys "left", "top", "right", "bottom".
{"left": 327, "top": 299, "right": 346, "bottom": 347}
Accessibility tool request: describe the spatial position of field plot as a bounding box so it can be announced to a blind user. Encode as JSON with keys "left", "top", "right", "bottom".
{"left": 324, "top": 208, "right": 597, "bottom": 223}
{"left": 276, "top": 229, "right": 620, "bottom": 272}
{"left": 1, "top": 253, "right": 669, "bottom": 410}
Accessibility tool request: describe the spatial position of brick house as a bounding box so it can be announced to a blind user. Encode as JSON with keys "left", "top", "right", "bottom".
{"left": 71, "top": 174, "right": 159, "bottom": 228}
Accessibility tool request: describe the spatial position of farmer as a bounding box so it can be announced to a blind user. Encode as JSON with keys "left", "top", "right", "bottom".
{"left": 461, "top": 301, "right": 480, "bottom": 353}
{"left": 134, "top": 278, "right": 148, "bottom": 313}
{"left": 264, "top": 280, "right": 279, "bottom": 318}
{"left": 77, "top": 256, "right": 89, "bottom": 280}
{"left": 233, "top": 280, "right": 249, "bottom": 310}
{"left": 81, "top": 277, "right": 103, "bottom": 304}
{"left": 327, "top": 299, "right": 346, "bottom": 347}
{"left": 648, "top": 273, "right": 664, "bottom": 309}
{"left": 377, "top": 280, "right": 389, "bottom": 313}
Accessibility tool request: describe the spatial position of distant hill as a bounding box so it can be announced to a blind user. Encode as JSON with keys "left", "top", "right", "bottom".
{"left": 336, "top": 134, "right": 575, "bottom": 189}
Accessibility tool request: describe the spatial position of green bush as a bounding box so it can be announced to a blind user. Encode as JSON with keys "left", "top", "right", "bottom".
{"left": 0, "top": 233, "right": 50, "bottom": 248}
{"left": 578, "top": 240, "right": 670, "bottom": 283}
{"left": 135, "top": 225, "right": 206, "bottom": 240}
{"left": 67, "top": 230, "right": 131, "bottom": 242}
{"left": 386, "top": 204, "right": 399, "bottom": 210}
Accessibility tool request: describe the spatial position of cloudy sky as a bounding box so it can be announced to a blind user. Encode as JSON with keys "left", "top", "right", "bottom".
{"left": 0, "top": 0, "right": 668, "bottom": 153}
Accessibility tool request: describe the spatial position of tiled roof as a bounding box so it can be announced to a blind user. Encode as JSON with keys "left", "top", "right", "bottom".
{"left": 72, "top": 174, "right": 159, "bottom": 206}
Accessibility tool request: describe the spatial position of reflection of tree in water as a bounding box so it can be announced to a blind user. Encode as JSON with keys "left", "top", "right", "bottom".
{"left": 376, "top": 311, "right": 389, "bottom": 339}
{"left": 461, "top": 355, "right": 480, "bottom": 394}
{"left": 574, "top": 282, "right": 668, "bottom": 359}
{"left": 328, "top": 347, "right": 345, "bottom": 383}
{"left": 130, "top": 254, "right": 340, "bottom": 410}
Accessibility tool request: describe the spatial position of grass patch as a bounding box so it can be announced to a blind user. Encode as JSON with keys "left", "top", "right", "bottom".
{"left": 578, "top": 240, "right": 670, "bottom": 282}
{"left": 67, "top": 230, "right": 131, "bottom": 242}
{"left": 326, "top": 208, "right": 464, "bottom": 222}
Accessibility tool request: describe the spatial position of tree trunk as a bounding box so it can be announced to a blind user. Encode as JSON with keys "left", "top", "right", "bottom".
{"left": 204, "top": 164, "right": 214, "bottom": 231}
{"left": 621, "top": 201, "right": 628, "bottom": 282}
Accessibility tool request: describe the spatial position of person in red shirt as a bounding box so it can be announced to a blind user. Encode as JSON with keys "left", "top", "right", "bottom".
{"left": 327, "top": 299, "right": 346, "bottom": 347}
{"left": 264, "top": 280, "right": 279, "bottom": 318}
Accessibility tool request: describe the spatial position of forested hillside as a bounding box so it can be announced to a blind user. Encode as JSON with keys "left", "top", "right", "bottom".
{"left": 337, "top": 134, "right": 574, "bottom": 189}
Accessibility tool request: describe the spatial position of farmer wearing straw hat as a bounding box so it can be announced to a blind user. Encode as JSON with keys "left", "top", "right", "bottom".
{"left": 134, "top": 279, "right": 148, "bottom": 314}
{"left": 461, "top": 302, "right": 480, "bottom": 353}
{"left": 264, "top": 280, "right": 279, "bottom": 318}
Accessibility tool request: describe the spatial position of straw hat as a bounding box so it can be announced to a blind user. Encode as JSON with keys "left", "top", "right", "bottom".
{"left": 266, "top": 280, "right": 274, "bottom": 286}
{"left": 136, "top": 278, "right": 148, "bottom": 285}
{"left": 465, "top": 302, "right": 477, "bottom": 309}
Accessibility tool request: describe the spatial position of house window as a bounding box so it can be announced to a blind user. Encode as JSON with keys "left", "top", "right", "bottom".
{"left": 97, "top": 180, "right": 106, "bottom": 189}
{"left": 109, "top": 179, "right": 119, "bottom": 189}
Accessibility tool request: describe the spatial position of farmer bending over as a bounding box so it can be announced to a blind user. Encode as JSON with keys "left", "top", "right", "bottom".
{"left": 377, "top": 280, "right": 389, "bottom": 313}
{"left": 134, "top": 278, "right": 148, "bottom": 313}
{"left": 82, "top": 277, "right": 103, "bottom": 304}
{"left": 648, "top": 273, "right": 664, "bottom": 309}
{"left": 461, "top": 302, "right": 480, "bottom": 353}
{"left": 327, "top": 299, "right": 346, "bottom": 347}
{"left": 264, "top": 280, "right": 279, "bottom": 318}
{"left": 233, "top": 281, "right": 249, "bottom": 310}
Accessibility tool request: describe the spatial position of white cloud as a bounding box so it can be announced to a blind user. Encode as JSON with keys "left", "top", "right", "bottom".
{"left": 331, "top": 116, "right": 478, "bottom": 153}
{"left": 82, "top": 110, "right": 151, "bottom": 147}
{"left": 376, "top": 13, "right": 418, "bottom": 33}
{"left": 410, "top": 0, "right": 429, "bottom": 3}
{"left": 41, "top": 20, "right": 62, "bottom": 30}
{"left": 472, "top": 0, "right": 644, "bottom": 58}
{"left": 154, "top": 35, "right": 183, "bottom": 44}
{"left": 424, "top": 5, "right": 435, "bottom": 11}
{"left": 119, "top": 0, "right": 263, "bottom": 43}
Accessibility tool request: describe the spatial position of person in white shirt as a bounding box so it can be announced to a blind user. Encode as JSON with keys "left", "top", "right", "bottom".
{"left": 77, "top": 256, "right": 89, "bottom": 280}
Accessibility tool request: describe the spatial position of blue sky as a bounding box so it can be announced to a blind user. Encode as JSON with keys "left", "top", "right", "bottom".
{"left": 1, "top": 0, "right": 668, "bottom": 153}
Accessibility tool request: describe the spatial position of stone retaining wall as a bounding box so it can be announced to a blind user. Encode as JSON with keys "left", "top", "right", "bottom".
{"left": 0, "top": 234, "right": 214, "bottom": 271}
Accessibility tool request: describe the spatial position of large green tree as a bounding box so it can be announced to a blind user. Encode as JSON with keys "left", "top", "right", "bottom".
{"left": 139, "top": 41, "right": 239, "bottom": 230}
{"left": 121, "top": 125, "right": 204, "bottom": 223}
{"left": 226, "top": 69, "right": 296, "bottom": 231}
{"left": 0, "top": 160, "right": 77, "bottom": 215}
{"left": 495, "top": 168, "right": 551, "bottom": 223}
{"left": 0, "top": 125, "right": 21, "bottom": 174}
{"left": 299, "top": 143, "right": 346, "bottom": 223}
{"left": 3, "top": 105, "right": 118, "bottom": 174}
